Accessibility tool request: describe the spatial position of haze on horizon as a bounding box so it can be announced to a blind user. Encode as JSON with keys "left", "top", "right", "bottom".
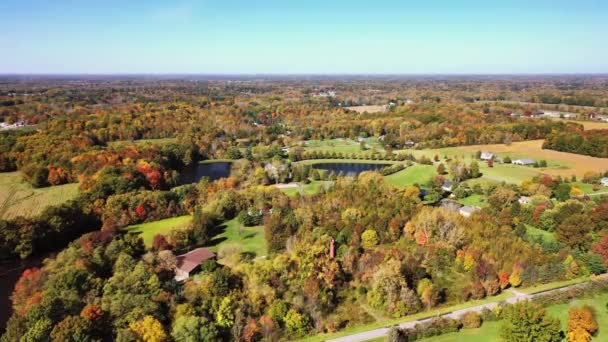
{"left": 1, "top": 0, "right": 607, "bottom": 75}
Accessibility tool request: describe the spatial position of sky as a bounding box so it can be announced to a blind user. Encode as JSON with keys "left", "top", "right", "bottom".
{"left": 1, "top": 0, "right": 607, "bottom": 74}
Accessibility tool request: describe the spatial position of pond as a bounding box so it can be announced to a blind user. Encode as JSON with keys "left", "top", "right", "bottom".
{"left": 179, "top": 161, "right": 232, "bottom": 184}
{"left": 313, "top": 162, "right": 391, "bottom": 176}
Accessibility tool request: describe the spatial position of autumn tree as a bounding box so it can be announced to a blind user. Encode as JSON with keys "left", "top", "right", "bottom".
{"left": 567, "top": 306, "right": 598, "bottom": 342}
{"left": 500, "top": 301, "right": 562, "bottom": 342}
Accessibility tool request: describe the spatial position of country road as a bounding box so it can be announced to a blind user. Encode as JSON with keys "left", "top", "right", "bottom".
{"left": 327, "top": 274, "right": 608, "bottom": 342}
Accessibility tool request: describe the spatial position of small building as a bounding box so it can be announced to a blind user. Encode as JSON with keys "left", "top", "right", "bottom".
{"left": 601, "top": 177, "right": 608, "bottom": 187}
{"left": 459, "top": 206, "right": 480, "bottom": 217}
{"left": 513, "top": 159, "right": 535, "bottom": 166}
{"left": 518, "top": 196, "right": 532, "bottom": 205}
{"left": 480, "top": 152, "right": 494, "bottom": 160}
{"left": 442, "top": 180, "right": 454, "bottom": 192}
{"left": 404, "top": 141, "right": 416, "bottom": 147}
{"left": 174, "top": 247, "right": 216, "bottom": 281}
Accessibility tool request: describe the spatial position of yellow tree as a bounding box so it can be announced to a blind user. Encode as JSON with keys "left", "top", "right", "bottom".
{"left": 567, "top": 306, "right": 598, "bottom": 342}
{"left": 129, "top": 316, "right": 167, "bottom": 342}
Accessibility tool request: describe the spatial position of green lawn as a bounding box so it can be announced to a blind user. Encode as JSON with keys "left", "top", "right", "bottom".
{"left": 295, "top": 159, "right": 399, "bottom": 166}
{"left": 571, "top": 181, "right": 608, "bottom": 195}
{"left": 0, "top": 171, "right": 80, "bottom": 219}
{"left": 280, "top": 181, "right": 333, "bottom": 197}
{"left": 457, "top": 194, "right": 486, "bottom": 207}
{"left": 418, "top": 292, "right": 608, "bottom": 341}
{"left": 385, "top": 164, "right": 437, "bottom": 188}
{"left": 303, "top": 138, "right": 385, "bottom": 155}
{"left": 124, "top": 215, "right": 192, "bottom": 246}
{"left": 209, "top": 218, "right": 267, "bottom": 258}
{"left": 525, "top": 224, "right": 556, "bottom": 243}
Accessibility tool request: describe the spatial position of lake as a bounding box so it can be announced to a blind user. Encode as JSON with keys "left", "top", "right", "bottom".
{"left": 179, "top": 161, "right": 232, "bottom": 184}
{"left": 313, "top": 162, "right": 391, "bottom": 176}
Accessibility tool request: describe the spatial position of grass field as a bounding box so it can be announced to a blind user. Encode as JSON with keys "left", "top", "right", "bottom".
{"left": 385, "top": 164, "right": 437, "bottom": 188}
{"left": 457, "top": 194, "right": 486, "bottom": 207}
{"left": 525, "top": 224, "right": 556, "bottom": 243}
{"left": 571, "top": 181, "right": 608, "bottom": 195}
{"left": 303, "top": 138, "right": 385, "bottom": 155}
{"left": 398, "top": 140, "right": 608, "bottom": 182}
{"left": 296, "top": 158, "right": 398, "bottom": 166}
{"left": 107, "top": 137, "right": 177, "bottom": 147}
{"left": 209, "top": 218, "right": 267, "bottom": 258}
{"left": 124, "top": 215, "right": 192, "bottom": 246}
{"left": 415, "top": 292, "right": 608, "bottom": 342}
{"left": 279, "top": 181, "right": 333, "bottom": 197}
{"left": 124, "top": 216, "right": 267, "bottom": 258}
{"left": 0, "top": 172, "right": 80, "bottom": 219}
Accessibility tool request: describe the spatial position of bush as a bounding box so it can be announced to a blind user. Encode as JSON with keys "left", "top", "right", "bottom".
{"left": 461, "top": 312, "right": 482, "bottom": 329}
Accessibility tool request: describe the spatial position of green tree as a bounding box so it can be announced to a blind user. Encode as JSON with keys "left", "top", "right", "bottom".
{"left": 500, "top": 301, "right": 562, "bottom": 342}
{"left": 171, "top": 315, "right": 219, "bottom": 342}
{"left": 361, "top": 229, "right": 379, "bottom": 248}
{"left": 284, "top": 309, "right": 310, "bottom": 336}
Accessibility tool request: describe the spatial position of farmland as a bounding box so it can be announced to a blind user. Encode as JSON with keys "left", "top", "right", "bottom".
{"left": 0, "top": 172, "right": 79, "bottom": 219}
{"left": 399, "top": 140, "right": 608, "bottom": 181}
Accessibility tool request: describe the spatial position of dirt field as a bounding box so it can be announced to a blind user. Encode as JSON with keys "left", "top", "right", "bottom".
{"left": 344, "top": 105, "right": 387, "bottom": 113}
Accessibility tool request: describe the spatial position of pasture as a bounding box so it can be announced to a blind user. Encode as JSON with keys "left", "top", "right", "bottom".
{"left": 0, "top": 172, "right": 79, "bottom": 219}
{"left": 303, "top": 138, "right": 385, "bottom": 155}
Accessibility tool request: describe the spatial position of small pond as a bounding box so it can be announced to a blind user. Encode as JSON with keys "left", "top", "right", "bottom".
{"left": 179, "top": 161, "right": 232, "bottom": 184}
{"left": 313, "top": 162, "right": 391, "bottom": 176}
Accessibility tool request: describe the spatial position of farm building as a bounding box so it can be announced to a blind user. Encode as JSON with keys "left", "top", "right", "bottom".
{"left": 174, "top": 247, "right": 216, "bottom": 281}
{"left": 480, "top": 152, "right": 494, "bottom": 160}
{"left": 513, "top": 159, "right": 535, "bottom": 166}
{"left": 601, "top": 177, "right": 608, "bottom": 187}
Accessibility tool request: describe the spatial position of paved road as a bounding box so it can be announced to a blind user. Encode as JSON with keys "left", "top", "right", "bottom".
{"left": 327, "top": 275, "right": 608, "bottom": 342}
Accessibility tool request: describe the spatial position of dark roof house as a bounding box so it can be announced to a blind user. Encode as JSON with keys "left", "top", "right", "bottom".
{"left": 174, "top": 247, "right": 216, "bottom": 281}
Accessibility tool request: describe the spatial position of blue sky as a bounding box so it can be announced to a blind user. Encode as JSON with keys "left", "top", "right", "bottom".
{"left": 1, "top": 0, "right": 607, "bottom": 74}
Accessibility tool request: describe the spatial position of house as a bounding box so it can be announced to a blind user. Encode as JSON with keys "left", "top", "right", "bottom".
{"left": 441, "top": 180, "right": 454, "bottom": 192}
{"left": 518, "top": 196, "right": 532, "bottom": 205}
{"left": 174, "top": 247, "right": 216, "bottom": 281}
{"left": 459, "top": 206, "right": 480, "bottom": 217}
{"left": 439, "top": 199, "right": 462, "bottom": 212}
{"left": 480, "top": 152, "right": 494, "bottom": 160}
{"left": 404, "top": 141, "right": 416, "bottom": 147}
{"left": 601, "top": 177, "right": 608, "bottom": 187}
{"left": 513, "top": 159, "right": 535, "bottom": 166}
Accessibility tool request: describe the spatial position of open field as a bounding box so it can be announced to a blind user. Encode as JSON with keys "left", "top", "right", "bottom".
{"left": 344, "top": 105, "right": 387, "bottom": 113}
{"left": 296, "top": 158, "right": 398, "bottom": 166}
{"left": 124, "top": 215, "right": 192, "bottom": 246}
{"left": 279, "top": 180, "right": 334, "bottom": 197}
{"left": 0, "top": 172, "right": 80, "bottom": 219}
{"left": 398, "top": 140, "right": 608, "bottom": 182}
{"left": 385, "top": 164, "right": 437, "bottom": 188}
{"left": 107, "top": 137, "right": 178, "bottom": 147}
{"left": 525, "top": 224, "right": 556, "bottom": 243}
{"left": 552, "top": 118, "right": 608, "bottom": 130}
{"left": 303, "top": 138, "right": 385, "bottom": 155}
{"left": 571, "top": 181, "right": 608, "bottom": 194}
{"left": 457, "top": 194, "right": 486, "bottom": 207}
{"left": 209, "top": 218, "right": 267, "bottom": 258}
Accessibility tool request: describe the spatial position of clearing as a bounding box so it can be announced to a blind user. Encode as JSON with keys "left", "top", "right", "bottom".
{"left": 278, "top": 181, "right": 334, "bottom": 197}
{"left": 124, "top": 215, "right": 192, "bottom": 246}
{"left": 344, "top": 105, "right": 387, "bottom": 113}
{"left": 398, "top": 140, "right": 608, "bottom": 182}
{"left": 303, "top": 138, "right": 385, "bottom": 155}
{"left": 209, "top": 218, "right": 267, "bottom": 258}
{"left": 0, "top": 172, "right": 79, "bottom": 219}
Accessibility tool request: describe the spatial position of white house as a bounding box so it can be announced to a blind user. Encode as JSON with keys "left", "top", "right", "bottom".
{"left": 480, "top": 152, "right": 494, "bottom": 160}
{"left": 601, "top": 177, "right": 608, "bottom": 187}
{"left": 518, "top": 196, "right": 532, "bottom": 205}
{"left": 513, "top": 159, "right": 535, "bottom": 166}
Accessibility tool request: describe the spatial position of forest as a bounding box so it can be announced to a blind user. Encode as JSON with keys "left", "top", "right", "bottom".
{"left": 1, "top": 75, "right": 608, "bottom": 341}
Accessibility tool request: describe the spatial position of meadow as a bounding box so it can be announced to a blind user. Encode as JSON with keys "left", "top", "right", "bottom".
{"left": 385, "top": 164, "right": 437, "bottom": 188}
{"left": 279, "top": 180, "right": 334, "bottom": 197}
{"left": 303, "top": 138, "right": 385, "bottom": 155}
{"left": 0, "top": 172, "right": 79, "bottom": 219}
{"left": 124, "top": 215, "right": 192, "bottom": 246}
{"left": 398, "top": 140, "right": 608, "bottom": 181}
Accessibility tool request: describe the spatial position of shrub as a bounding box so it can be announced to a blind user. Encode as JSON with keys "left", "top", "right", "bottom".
{"left": 461, "top": 312, "right": 482, "bottom": 329}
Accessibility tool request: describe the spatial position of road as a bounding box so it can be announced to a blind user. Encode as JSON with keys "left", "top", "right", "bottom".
{"left": 327, "top": 275, "right": 608, "bottom": 342}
